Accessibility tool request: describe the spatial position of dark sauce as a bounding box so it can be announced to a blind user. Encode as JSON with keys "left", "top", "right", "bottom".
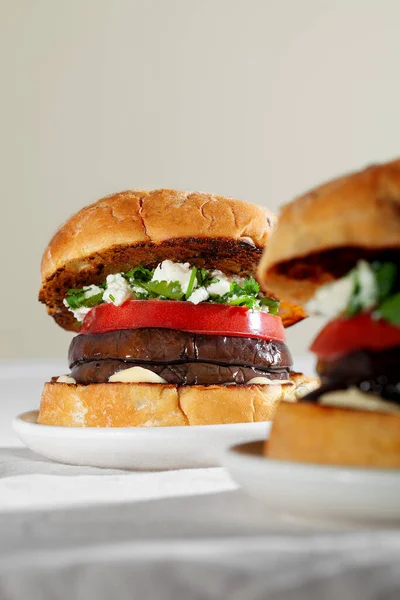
{"left": 300, "top": 347, "right": 400, "bottom": 405}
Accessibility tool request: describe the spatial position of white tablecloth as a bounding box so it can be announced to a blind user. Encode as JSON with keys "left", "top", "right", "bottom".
{"left": 1, "top": 360, "right": 399, "bottom": 600}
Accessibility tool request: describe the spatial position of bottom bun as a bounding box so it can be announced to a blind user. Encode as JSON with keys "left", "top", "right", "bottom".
{"left": 38, "top": 373, "right": 318, "bottom": 427}
{"left": 266, "top": 401, "right": 400, "bottom": 468}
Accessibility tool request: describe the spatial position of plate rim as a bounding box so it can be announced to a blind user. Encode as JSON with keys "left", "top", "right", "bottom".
{"left": 13, "top": 410, "right": 271, "bottom": 437}
{"left": 223, "top": 440, "right": 400, "bottom": 481}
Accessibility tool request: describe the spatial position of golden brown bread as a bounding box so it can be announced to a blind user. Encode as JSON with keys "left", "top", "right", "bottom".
{"left": 39, "top": 188, "right": 305, "bottom": 330}
{"left": 258, "top": 158, "right": 400, "bottom": 304}
{"left": 281, "top": 372, "right": 319, "bottom": 402}
{"left": 41, "top": 189, "right": 274, "bottom": 281}
{"left": 267, "top": 401, "right": 400, "bottom": 468}
{"left": 38, "top": 373, "right": 319, "bottom": 427}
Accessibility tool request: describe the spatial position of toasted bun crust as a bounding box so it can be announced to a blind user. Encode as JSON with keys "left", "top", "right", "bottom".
{"left": 41, "top": 189, "right": 273, "bottom": 281}
{"left": 39, "top": 188, "right": 304, "bottom": 330}
{"left": 38, "top": 373, "right": 318, "bottom": 427}
{"left": 258, "top": 158, "right": 400, "bottom": 304}
{"left": 266, "top": 401, "right": 400, "bottom": 468}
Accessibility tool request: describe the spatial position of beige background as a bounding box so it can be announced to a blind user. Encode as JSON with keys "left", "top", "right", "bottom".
{"left": 0, "top": 0, "right": 399, "bottom": 360}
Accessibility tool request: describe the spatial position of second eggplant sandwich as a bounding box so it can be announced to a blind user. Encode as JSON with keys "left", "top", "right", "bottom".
{"left": 259, "top": 158, "right": 400, "bottom": 468}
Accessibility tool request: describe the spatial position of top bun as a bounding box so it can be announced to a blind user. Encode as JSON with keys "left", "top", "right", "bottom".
{"left": 258, "top": 158, "right": 400, "bottom": 305}
{"left": 39, "top": 189, "right": 305, "bottom": 330}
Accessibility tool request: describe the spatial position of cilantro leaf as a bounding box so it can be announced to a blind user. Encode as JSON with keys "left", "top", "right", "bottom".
{"left": 196, "top": 268, "right": 217, "bottom": 288}
{"left": 64, "top": 264, "right": 269, "bottom": 313}
{"left": 141, "top": 280, "right": 184, "bottom": 300}
{"left": 124, "top": 265, "right": 154, "bottom": 284}
{"left": 83, "top": 292, "right": 104, "bottom": 307}
{"left": 65, "top": 289, "right": 104, "bottom": 310}
{"left": 259, "top": 296, "right": 280, "bottom": 315}
{"left": 345, "top": 262, "right": 379, "bottom": 317}
{"left": 65, "top": 290, "right": 86, "bottom": 310}
{"left": 377, "top": 293, "right": 400, "bottom": 326}
{"left": 346, "top": 271, "right": 361, "bottom": 317}
{"left": 241, "top": 276, "right": 260, "bottom": 295}
{"left": 229, "top": 277, "right": 259, "bottom": 298}
{"left": 344, "top": 261, "right": 397, "bottom": 318}
{"left": 123, "top": 266, "right": 158, "bottom": 297}
{"left": 185, "top": 267, "right": 197, "bottom": 299}
{"left": 207, "top": 276, "right": 268, "bottom": 311}
{"left": 226, "top": 295, "right": 259, "bottom": 309}
{"left": 135, "top": 291, "right": 153, "bottom": 300}
{"left": 372, "top": 262, "right": 397, "bottom": 301}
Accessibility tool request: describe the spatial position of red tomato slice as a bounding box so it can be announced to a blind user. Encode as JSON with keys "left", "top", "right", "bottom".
{"left": 81, "top": 300, "right": 286, "bottom": 342}
{"left": 310, "top": 314, "right": 400, "bottom": 360}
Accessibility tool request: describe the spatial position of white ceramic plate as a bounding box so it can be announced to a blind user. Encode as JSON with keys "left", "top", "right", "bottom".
{"left": 222, "top": 441, "right": 400, "bottom": 524}
{"left": 13, "top": 411, "right": 270, "bottom": 470}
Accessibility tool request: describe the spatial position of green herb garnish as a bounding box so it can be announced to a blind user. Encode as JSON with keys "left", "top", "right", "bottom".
{"left": 196, "top": 268, "right": 217, "bottom": 288}
{"left": 225, "top": 277, "right": 261, "bottom": 310}
{"left": 141, "top": 280, "right": 184, "bottom": 300}
{"left": 65, "top": 288, "right": 104, "bottom": 310}
{"left": 259, "top": 296, "right": 280, "bottom": 315}
{"left": 64, "top": 265, "right": 280, "bottom": 318}
{"left": 185, "top": 267, "right": 197, "bottom": 299}
{"left": 377, "top": 293, "right": 400, "bottom": 326}
{"left": 372, "top": 262, "right": 397, "bottom": 300}
{"left": 124, "top": 266, "right": 185, "bottom": 299}
{"left": 226, "top": 295, "right": 259, "bottom": 309}
{"left": 124, "top": 265, "right": 154, "bottom": 284}
{"left": 207, "top": 276, "right": 279, "bottom": 312}
{"left": 346, "top": 270, "right": 361, "bottom": 317}
{"left": 340, "top": 261, "right": 400, "bottom": 326}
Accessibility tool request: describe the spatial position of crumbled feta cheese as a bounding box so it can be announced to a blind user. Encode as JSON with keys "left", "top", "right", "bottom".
{"left": 62, "top": 300, "right": 93, "bottom": 323}
{"left": 82, "top": 284, "right": 103, "bottom": 298}
{"left": 62, "top": 285, "right": 104, "bottom": 322}
{"left": 210, "top": 269, "right": 227, "bottom": 280}
{"left": 306, "top": 275, "right": 354, "bottom": 317}
{"left": 356, "top": 260, "right": 378, "bottom": 310}
{"left": 63, "top": 260, "right": 265, "bottom": 321}
{"left": 207, "top": 270, "right": 243, "bottom": 296}
{"left": 187, "top": 287, "right": 209, "bottom": 305}
{"left": 207, "top": 278, "right": 231, "bottom": 296}
{"left": 259, "top": 302, "right": 270, "bottom": 313}
{"left": 306, "top": 260, "right": 379, "bottom": 318}
{"left": 152, "top": 260, "right": 194, "bottom": 294}
{"left": 230, "top": 273, "right": 246, "bottom": 286}
{"left": 74, "top": 306, "right": 92, "bottom": 322}
{"left": 131, "top": 285, "right": 149, "bottom": 297}
{"left": 103, "top": 273, "right": 133, "bottom": 306}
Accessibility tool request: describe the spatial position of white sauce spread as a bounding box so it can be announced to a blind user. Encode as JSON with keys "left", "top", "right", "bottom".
{"left": 108, "top": 366, "right": 167, "bottom": 383}
{"left": 247, "top": 377, "right": 292, "bottom": 385}
{"left": 319, "top": 387, "right": 400, "bottom": 414}
{"left": 56, "top": 375, "right": 77, "bottom": 384}
{"left": 56, "top": 373, "right": 292, "bottom": 386}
